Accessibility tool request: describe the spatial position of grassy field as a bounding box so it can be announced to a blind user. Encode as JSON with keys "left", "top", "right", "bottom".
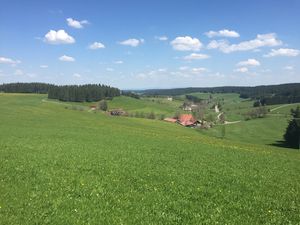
{"left": 198, "top": 116, "right": 290, "bottom": 145}
{"left": 0, "top": 93, "right": 300, "bottom": 224}
{"left": 194, "top": 92, "right": 300, "bottom": 146}
{"left": 107, "top": 96, "right": 184, "bottom": 116}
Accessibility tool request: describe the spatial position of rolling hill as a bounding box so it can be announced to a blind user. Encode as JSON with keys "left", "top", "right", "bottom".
{"left": 0, "top": 93, "right": 299, "bottom": 224}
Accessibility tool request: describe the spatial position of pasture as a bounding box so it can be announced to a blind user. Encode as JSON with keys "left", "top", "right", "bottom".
{"left": 0, "top": 93, "right": 300, "bottom": 224}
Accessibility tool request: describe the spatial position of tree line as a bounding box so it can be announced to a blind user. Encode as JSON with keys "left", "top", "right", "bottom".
{"left": 141, "top": 83, "right": 300, "bottom": 106}
{"left": 0, "top": 82, "right": 54, "bottom": 93}
{"left": 48, "top": 84, "right": 120, "bottom": 102}
{"left": 0, "top": 82, "right": 120, "bottom": 102}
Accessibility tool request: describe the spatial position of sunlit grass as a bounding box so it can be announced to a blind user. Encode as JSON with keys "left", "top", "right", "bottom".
{"left": 0, "top": 93, "right": 299, "bottom": 224}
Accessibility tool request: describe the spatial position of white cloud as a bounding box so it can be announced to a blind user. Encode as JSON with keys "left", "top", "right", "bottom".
{"left": 44, "top": 30, "right": 75, "bottom": 44}
{"left": 59, "top": 55, "right": 75, "bottom": 62}
{"left": 66, "top": 18, "right": 89, "bottom": 29}
{"left": 207, "top": 39, "right": 227, "bottom": 49}
{"left": 40, "top": 65, "right": 48, "bottom": 68}
{"left": 234, "top": 67, "right": 248, "bottom": 73}
{"left": 14, "top": 69, "right": 23, "bottom": 75}
{"left": 114, "top": 60, "right": 123, "bottom": 64}
{"left": 184, "top": 53, "right": 210, "bottom": 60}
{"left": 170, "top": 36, "right": 202, "bottom": 51}
{"left": 27, "top": 73, "right": 36, "bottom": 78}
{"left": 237, "top": 59, "right": 260, "bottom": 67}
{"left": 179, "top": 66, "right": 189, "bottom": 71}
{"left": 73, "top": 73, "right": 81, "bottom": 78}
{"left": 89, "top": 42, "right": 105, "bottom": 49}
{"left": 119, "top": 38, "right": 144, "bottom": 47}
{"left": 0, "top": 57, "right": 21, "bottom": 64}
{"left": 264, "top": 48, "right": 300, "bottom": 57}
{"left": 158, "top": 68, "right": 167, "bottom": 72}
{"left": 205, "top": 29, "right": 240, "bottom": 38}
{"left": 207, "top": 33, "right": 282, "bottom": 53}
{"left": 191, "top": 67, "right": 208, "bottom": 73}
{"left": 155, "top": 36, "right": 168, "bottom": 41}
{"left": 284, "top": 66, "right": 294, "bottom": 70}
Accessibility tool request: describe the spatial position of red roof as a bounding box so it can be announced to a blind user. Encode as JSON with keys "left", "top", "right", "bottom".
{"left": 164, "top": 118, "right": 177, "bottom": 123}
{"left": 178, "top": 114, "right": 197, "bottom": 126}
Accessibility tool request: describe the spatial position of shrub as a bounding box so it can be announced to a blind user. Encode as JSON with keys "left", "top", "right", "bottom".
{"left": 147, "top": 112, "right": 156, "bottom": 119}
{"left": 98, "top": 100, "right": 108, "bottom": 111}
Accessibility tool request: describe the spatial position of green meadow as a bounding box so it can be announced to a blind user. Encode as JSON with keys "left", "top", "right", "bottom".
{"left": 107, "top": 96, "right": 183, "bottom": 116}
{"left": 0, "top": 93, "right": 300, "bottom": 224}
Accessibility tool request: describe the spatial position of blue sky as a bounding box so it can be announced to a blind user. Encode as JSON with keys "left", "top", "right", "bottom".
{"left": 0, "top": 0, "right": 299, "bottom": 89}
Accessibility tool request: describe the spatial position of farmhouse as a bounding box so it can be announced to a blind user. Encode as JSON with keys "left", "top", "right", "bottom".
{"left": 164, "top": 114, "right": 199, "bottom": 127}
{"left": 90, "top": 105, "right": 96, "bottom": 110}
{"left": 178, "top": 114, "right": 198, "bottom": 127}
{"left": 182, "top": 103, "right": 198, "bottom": 111}
{"left": 110, "top": 108, "right": 127, "bottom": 116}
{"left": 164, "top": 117, "right": 177, "bottom": 123}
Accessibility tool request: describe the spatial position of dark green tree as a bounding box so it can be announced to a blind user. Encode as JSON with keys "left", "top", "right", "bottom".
{"left": 147, "top": 112, "right": 156, "bottom": 119}
{"left": 221, "top": 125, "right": 226, "bottom": 139}
{"left": 99, "top": 100, "right": 108, "bottom": 111}
{"left": 284, "top": 107, "right": 300, "bottom": 149}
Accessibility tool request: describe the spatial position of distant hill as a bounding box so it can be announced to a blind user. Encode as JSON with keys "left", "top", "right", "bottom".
{"left": 140, "top": 83, "right": 300, "bottom": 105}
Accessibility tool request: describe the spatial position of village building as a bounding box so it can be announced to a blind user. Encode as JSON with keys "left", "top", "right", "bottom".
{"left": 89, "top": 105, "right": 96, "bottom": 110}
{"left": 164, "top": 114, "right": 199, "bottom": 127}
{"left": 178, "top": 114, "right": 199, "bottom": 127}
{"left": 182, "top": 104, "right": 198, "bottom": 111}
{"left": 164, "top": 117, "right": 177, "bottom": 123}
{"left": 110, "top": 108, "right": 127, "bottom": 116}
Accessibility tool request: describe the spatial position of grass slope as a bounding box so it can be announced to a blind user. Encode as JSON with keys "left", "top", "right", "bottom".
{"left": 0, "top": 93, "right": 300, "bottom": 224}
{"left": 199, "top": 116, "right": 289, "bottom": 145}
{"left": 108, "top": 96, "right": 183, "bottom": 116}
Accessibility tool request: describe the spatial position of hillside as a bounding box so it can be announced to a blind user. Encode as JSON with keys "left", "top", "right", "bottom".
{"left": 0, "top": 93, "right": 299, "bottom": 224}
{"left": 107, "top": 96, "right": 183, "bottom": 117}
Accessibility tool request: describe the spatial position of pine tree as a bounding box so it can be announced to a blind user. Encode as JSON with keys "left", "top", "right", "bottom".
{"left": 284, "top": 107, "right": 300, "bottom": 149}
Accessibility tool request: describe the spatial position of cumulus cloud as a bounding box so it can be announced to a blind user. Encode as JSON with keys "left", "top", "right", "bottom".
{"left": 170, "top": 36, "right": 202, "bottom": 51}
{"left": 284, "top": 66, "right": 294, "bottom": 70}
{"left": 157, "top": 68, "right": 167, "bottom": 72}
{"left": 234, "top": 67, "right": 248, "bottom": 73}
{"left": 44, "top": 30, "right": 75, "bottom": 44}
{"left": 179, "top": 66, "right": 189, "bottom": 71}
{"left": 59, "top": 55, "right": 75, "bottom": 62}
{"left": 14, "top": 69, "right": 24, "bottom": 75}
{"left": 40, "top": 65, "right": 48, "bottom": 68}
{"left": 119, "top": 38, "right": 144, "bottom": 47}
{"left": 237, "top": 59, "right": 260, "bottom": 67}
{"left": 207, "top": 33, "right": 282, "bottom": 53}
{"left": 190, "top": 67, "right": 208, "bottom": 73}
{"left": 73, "top": 73, "right": 81, "bottom": 78}
{"left": 155, "top": 36, "right": 168, "bottom": 41}
{"left": 0, "top": 56, "right": 21, "bottom": 64}
{"left": 205, "top": 29, "right": 240, "bottom": 38}
{"left": 264, "top": 48, "right": 300, "bottom": 57}
{"left": 114, "top": 60, "right": 123, "bottom": 64}
{"left": 66, "top": 18, "right": 89, "bottom": 29}
{"left": 184, "top": 53, "right": 210, "bottom": 60}
{"left": 89, "top": 42, "right": 105, "bottom": 49}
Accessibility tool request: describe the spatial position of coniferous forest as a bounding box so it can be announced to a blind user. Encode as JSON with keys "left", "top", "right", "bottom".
{"left": 0, "top": 83, "right": 120, "bottom": 102}
{"left": 0, "top": 82, "right": 54, "bottom": 94}
{"left": 48, "top": 84, "right": 120, "bottom": 102}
